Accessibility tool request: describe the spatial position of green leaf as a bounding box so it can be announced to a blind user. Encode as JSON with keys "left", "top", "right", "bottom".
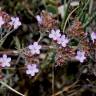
{"left": 69, "top": 38, "right": 79, "bottom": 46}
{"left": 13, "top": 37, "right": 21, "bottom": 50}
{"left": 83, "top": 14, "right": 89, "bottom": 23}
{"left": 46, "top": 5, "right": 58, "bottom": 14}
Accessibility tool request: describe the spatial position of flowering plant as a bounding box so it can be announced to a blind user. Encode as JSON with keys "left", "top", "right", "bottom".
{"left": 0, "top": 0, "right": 96, "bottom": 96}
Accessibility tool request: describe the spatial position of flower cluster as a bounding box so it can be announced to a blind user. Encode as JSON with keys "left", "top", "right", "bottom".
{"left": 24, "top": 42, "right": 42, "bottom": 76}
{"left": 36, "top": 11, "right": 58, "bottom": 29}
{"left": 0, "top": 11, "right": 40, "bottom": 78}
{"left": 48, "top": 28, "right": 88, "bottom": 64}
{"left": 49, "top": 29, "right": 69, "bottom": 47}
{"left": 0, "top": 11, "right": 21, "bottom": 30}
{"left": 1, "top": 10, "right": 96, "bottom": 79}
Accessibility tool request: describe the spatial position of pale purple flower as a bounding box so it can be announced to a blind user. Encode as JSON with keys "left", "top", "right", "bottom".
{"left": 9, "top": 17, "right": 21, "bottom": 29}
{"left": 49, "top": 29, "right": 61, "bottom": 41}
{"left": 28, "top": 42, "right": 42, "bottom": 55}
{"left": 0, "top": 16, "right": 5, "bottom": 28}
{"left": 91, "top": 32, "right": 96, "bottom": 43}
{"left": 57, "top": 35, "right": 69, "bottom": 47}
{"left": 26, "top": 64, "right": 39, "bottom": 76}
{"left": 36, "top": 15, "right": 42, "bottom": 25}
{"left": 75, "top": 51, "right": 86, "bottom": 63}
{"left": 0, "top": 54, "right": 11, "bottom": 67}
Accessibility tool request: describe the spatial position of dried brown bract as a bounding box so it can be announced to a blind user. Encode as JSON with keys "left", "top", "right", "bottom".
{"left": 0, "top": 11, "right": 11, "bottom": 22}
{"left": 0, "top": 11, "right": 12, "bottom": 30}
{"left": 80, "top": 39, "right": 90, "bottom": 55}
{"left": 55, "top": 47, "right": 75, "bottom": 66}
{"left": 40, "top": 11, "right": 58, "bottom": 30}
{"left": 68, "top": 20, "right": 85, "bottom": 39}
{"left": 23, "top": 48, "right": 39, "bottom": 64}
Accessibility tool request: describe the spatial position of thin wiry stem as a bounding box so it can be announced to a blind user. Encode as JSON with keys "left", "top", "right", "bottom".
{"left": 78, "top": 0, "right": 90, "bottom": 19}
{"left": 83, "top": 12, "right": 96, "bottom": 28}
{"left": 52, "top": 55, "right": 55, "bottom": 95}
{"left": 51, "top": 80, "right": 79, "bottom": 96}
{"left": 88, "top": 0, "right": 93, "bottom": 15}
{"left": 0, "top": 80, "right": 25, "bottom": 96}
{"left": 0, "top": 29, "right": 15, "bottom": 47}
{"left": 63, "top": 6, "right": 79, "bottom": 32}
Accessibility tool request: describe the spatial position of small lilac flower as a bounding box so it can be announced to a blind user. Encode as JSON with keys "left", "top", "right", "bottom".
{"left": 9, "top": 17, "right": 21, "bottom": 29}
{"left": 49, "top": 29, "right": 61, "bottom": 41}
{"left": 26, "top": 64, "right": 39, "bottom": 76}
{"left": 28, "top": 42, "right": 42, "bottom": 55}
{"left": 91, "top": 32, "right": 96, "bottom": 43}
{"left": 75, "top": 51, "right": 86, "bottom": 63}
{"left": 36, "top": 15, "right": 42, "bottom": 25}
{"left": 0, "top": 54, "right": 11, "bottom": 67}
{"left": 57, "top": 35, "right": 69, "bottom": 47}
{"left": 0, "top": 16, "right": 5, "bottom": 28}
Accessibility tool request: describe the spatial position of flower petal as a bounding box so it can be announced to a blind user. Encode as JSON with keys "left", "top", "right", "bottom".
{"left": 7, "top": 58, "right": 11, "bottom": 63}
{"left": 3, "top": 54, "right": 7, "bottom": 61}
{"left": 56, "top": 29, "right": 60, "bottom": 33}
{"left": 49, "top": 33, "right": 54, "bottom": 38}
{"left": 28, "top": 45, "right": 33, "bottom": 49}
{"left": 33, "top": 42, "right": 38, "bottom": 47}
{"left": 31, "top": 72, "right": 35, "bottom": 76}
{"left": 35, "top": 49, "right": 40, "bottom": 54}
